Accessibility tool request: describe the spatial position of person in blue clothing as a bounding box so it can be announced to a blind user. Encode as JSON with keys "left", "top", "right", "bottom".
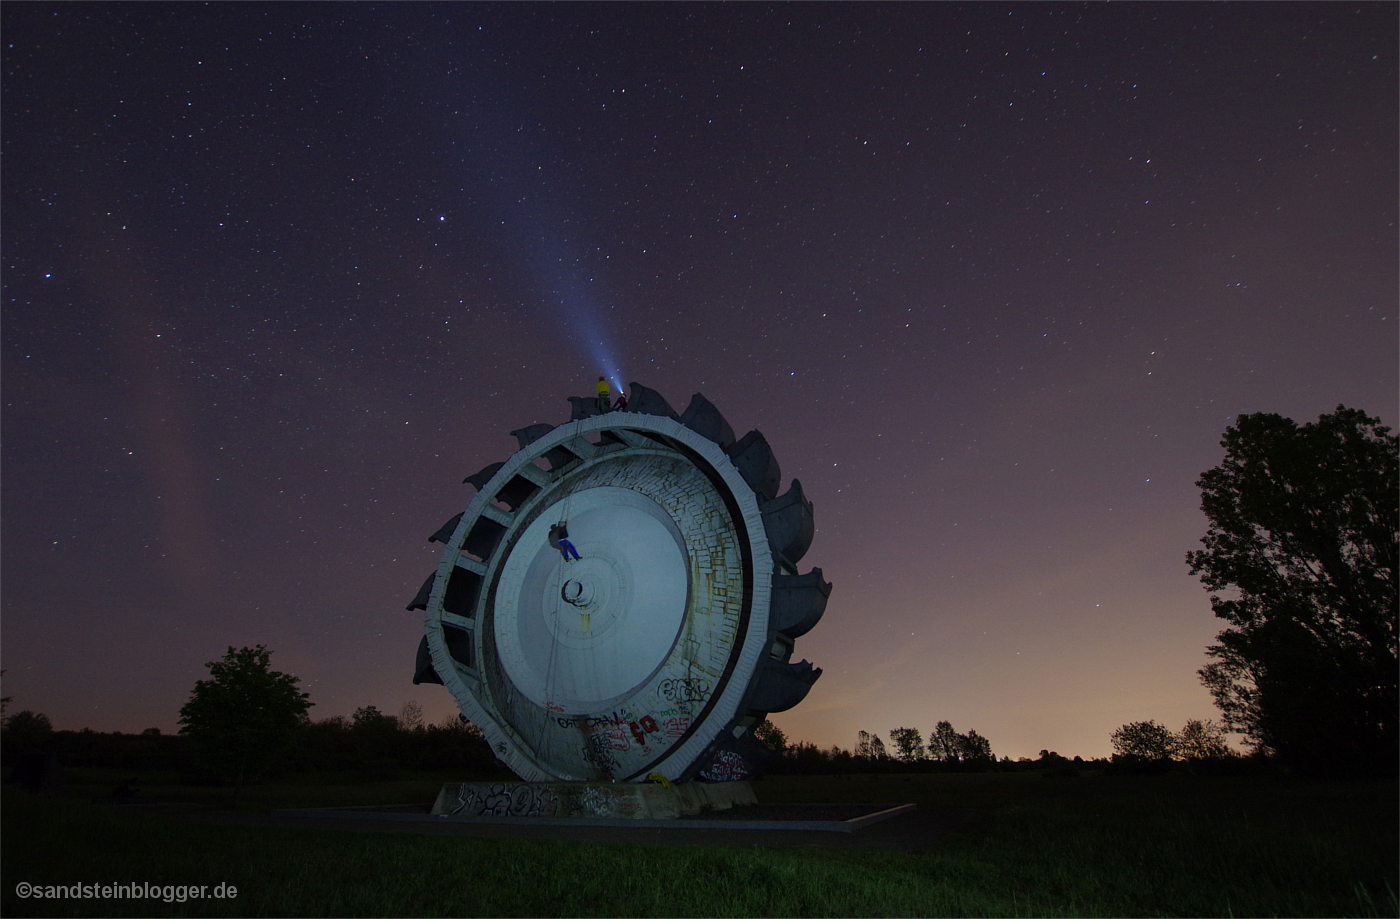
{"left": 548, "top": 522, "right": 581, "bottom": 561}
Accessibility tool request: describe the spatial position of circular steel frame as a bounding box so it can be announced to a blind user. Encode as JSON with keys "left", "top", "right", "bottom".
{"left": 422, "top": 412, "right": 773, "bottom": 783}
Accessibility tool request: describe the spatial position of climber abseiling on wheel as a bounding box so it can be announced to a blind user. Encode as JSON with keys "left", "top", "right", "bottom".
{"left": 548, "top": 522, "right": 581, "bottom": 562}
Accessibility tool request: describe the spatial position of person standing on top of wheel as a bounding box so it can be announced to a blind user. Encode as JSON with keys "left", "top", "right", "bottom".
{"left": 595, "top": 376, "right": 610, "bottom": 413}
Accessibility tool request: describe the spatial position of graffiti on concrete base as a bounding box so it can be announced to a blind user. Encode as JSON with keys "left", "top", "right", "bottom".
{"left": 578, "top": 784, "right": 610, "bottom": 817}
{"left": 442, "top": 782, "right": 561, "bottom": 817}
{"left": 436, "top": 781, "right": 675, "bottom": 819}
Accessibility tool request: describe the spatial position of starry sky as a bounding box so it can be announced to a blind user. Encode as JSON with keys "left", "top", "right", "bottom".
{"left": 3, "top": 3, "right": 1395, "bottom": 760}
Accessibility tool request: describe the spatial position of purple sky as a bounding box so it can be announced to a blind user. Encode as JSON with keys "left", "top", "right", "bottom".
{"left": 3, "top": 3, "right": 1395, "bottom": 760}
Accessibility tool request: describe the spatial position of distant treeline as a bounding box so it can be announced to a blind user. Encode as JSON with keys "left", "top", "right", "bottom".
{"left": 770, "top": 742, "right": 1088, "bottom": 775}
{"left": 0, "top": 706, "right": 510, "bottom": 782}
{"left": 0, "top": 720, "right": 1094, "bottom": 780}
{"left": 756, "top": 719, "right": 1262, "bottom": 777}
{"left": 2, "top": 708, "right": 1264, "bottom": 784}
{"left": 762, "top": 741, "right": 1262, "bottom": 776}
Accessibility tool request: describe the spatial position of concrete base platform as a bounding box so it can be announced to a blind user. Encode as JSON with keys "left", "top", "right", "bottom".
{"left": 270, "top": 801, "right": 918, "bottom": 833}
{"left": 431, "top": 780, "right": 757, "bottom": 820}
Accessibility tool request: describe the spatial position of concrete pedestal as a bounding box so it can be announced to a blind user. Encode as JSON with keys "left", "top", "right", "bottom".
{"left": 431, "top": 780, "right": 756, "bottom": 820}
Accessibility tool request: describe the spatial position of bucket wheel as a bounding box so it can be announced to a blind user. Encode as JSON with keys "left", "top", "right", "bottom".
{"left": 408, "top": 384, "right": 829, "bottom": 783}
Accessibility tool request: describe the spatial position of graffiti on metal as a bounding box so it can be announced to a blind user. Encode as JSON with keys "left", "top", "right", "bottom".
{"left": 659, "top": 677, "right": 711, "bottom": 713}
{"left": 698, "top": 749, "right": 749, "bottom": 782}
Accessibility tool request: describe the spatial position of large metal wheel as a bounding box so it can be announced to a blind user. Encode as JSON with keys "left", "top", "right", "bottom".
{"left": 408, "top": 384, "right": 829, "bottom": 783}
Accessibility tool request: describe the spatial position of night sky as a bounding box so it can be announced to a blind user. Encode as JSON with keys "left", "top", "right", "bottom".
{"left": 3, "top": 3, "right": 1395, "bottom": 760}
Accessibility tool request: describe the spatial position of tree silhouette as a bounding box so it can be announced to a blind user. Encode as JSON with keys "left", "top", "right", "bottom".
{"left": 888, "top": 726, "right": 926, "bottom": 762}
{"left": 2, "top": 710, "right": 53, "bottom": 750}
{"left": 398, "top": 701, "right": 424, "bottom": 732}
{"left": 753, "top": 717, "right": 788, "bottom": 754}
{"left": 957, "top": 728, "right": 994, "bottom": 764}
{"left": 351, "top": 705, "right": 397, "bottom": 731}
{"left": 1110, "top": 720, "right": 1176, "bottom": 761}
{"left": 178, "top": 645, "right": 313, "bottom": 792}
{"left": 855, "top": 730, "right": 888, "bottom": 760}
{"left": 1188, "top": 406, "right": 1397, "bottom": 774}
{"left": 1175, "top": 719, "right": 1232, "bottom": 761}
{"left": 929, "top": 721, "right": 960, "bottom": 763}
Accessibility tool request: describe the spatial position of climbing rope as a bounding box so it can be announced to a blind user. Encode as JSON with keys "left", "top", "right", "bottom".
{"left": 540, "top": 413, "right": 587, "bottom": 771}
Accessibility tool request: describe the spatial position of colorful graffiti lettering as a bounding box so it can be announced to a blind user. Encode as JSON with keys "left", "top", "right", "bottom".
{"left": 699, "top": 750, "right": 749, "bottom": 782}
{"left": 627, "top": 715, "right": 662, "bottom": 744}
{"left": 560, "top": 709, "right": 678, "bottom": 753}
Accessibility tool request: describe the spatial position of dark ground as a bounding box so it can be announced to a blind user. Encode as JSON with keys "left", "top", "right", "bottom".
{"left": 156, "top": 801, "right": 969, "bottom": 851}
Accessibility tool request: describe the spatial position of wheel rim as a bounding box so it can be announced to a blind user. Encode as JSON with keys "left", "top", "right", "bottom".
{"left": 412, "top": 390, "right": 826, "bottom": 783}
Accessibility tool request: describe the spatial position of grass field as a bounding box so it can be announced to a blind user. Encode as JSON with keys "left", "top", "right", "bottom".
{"left": 2, "top": 768, "right": 1395, "bottom": 917}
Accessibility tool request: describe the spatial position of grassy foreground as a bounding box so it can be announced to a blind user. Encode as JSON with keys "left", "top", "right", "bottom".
{"left": 2, "top": 769, "right": 1395, "bottom": 917}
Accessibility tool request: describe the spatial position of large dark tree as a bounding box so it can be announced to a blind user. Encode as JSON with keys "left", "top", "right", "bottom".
{"left": 1187, "top": 406, "right": 1397, "bottom": 774}
{"left": 753, "top": 717, "right": 789, "bottom": 755}
{"left": 888, "top": 726, "right": 926, "bottom": 762}
{"left": 956, "top": 728, "right": 995, "bottom": 765}
{"left": 929, "top": 721, "right": 960, "bottom": 764}
{"left": 2, "top": 710, "right": 54, "bottom": 751}
{"left": 178, "top": 645, "right": 313, "bottom": 791}
{"left": 1110, "top": 719, "right": 1176, "bottom": 761}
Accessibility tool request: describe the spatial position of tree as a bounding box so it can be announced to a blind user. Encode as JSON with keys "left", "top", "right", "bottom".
{"left": 753, "top": 717, "right": 788, "bottom": 755}
{"left": 398, "top": 701, "right": 424, "bottom": 732}
{"left": 929, "top": 721, "right": 960, "bottom": 763}
{"left": 956, "top": 728, "right": 994, "bottom": 764}
{"left": 1175, "top": 719, "right": 1233, "bottom": 761}
{"left": 351, "top": 704, "right": 398, "bottom": 731}
{"left": 888, "top": 726, "right": 926, "bottom": 762}
{"left": 854, "top": 730, "right": 888, "bottom": 760}
{"left": 1187, "top": 406, "right": 1397, "bottom": 774}
{"left": 2, "top": 710, "right": 53, "bottom": 750}
{"left": 178, "top": 645, "right": 313, "bottom": 791}
{"left": 1110, "top": 720, "right": 1177, "bottom": 761}
{"left": 349, "top": 704, "right": 401, "bottom": 778}
{"left": 780, "top": 740, "right": 831, "bottom": 773}
{"left": 435, "top": 713, "right": 482, "bottom": 736}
